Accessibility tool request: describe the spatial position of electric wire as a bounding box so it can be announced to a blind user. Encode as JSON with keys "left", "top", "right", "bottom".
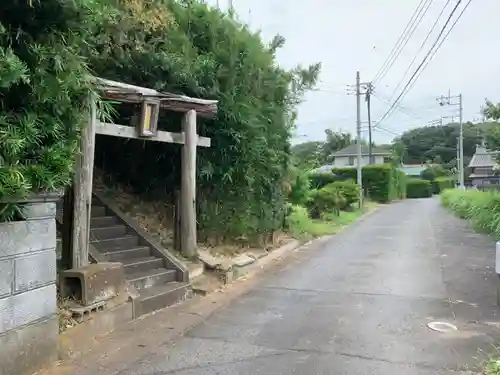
{"left": 388, "top": 0, "right": 452, "bottom": 101}
{"left": 397, "top": 0, "right": 473, "bottom": 106}
{"left": 372, "top": 0, "right": 434, "bottom": 85}
{"left": 373, "top": 0, "right": 469, "bottom": 128}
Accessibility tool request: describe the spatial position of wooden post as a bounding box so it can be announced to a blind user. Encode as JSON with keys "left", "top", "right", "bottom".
{"left": 180, "top": 110, "right": 197, "bottom": 259}
{"left": 60, "top": 185, "right": 74, "bottom": 271}
{"left": 71, "top": 96, "right": 97, "bottom": 269}
{"left": 173, "top": 190, "right": 181, "bottom": 252}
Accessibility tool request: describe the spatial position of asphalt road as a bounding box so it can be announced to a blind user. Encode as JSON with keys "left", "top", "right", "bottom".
{"left": 120, "top": 198, "right": 500, "bottom": 375}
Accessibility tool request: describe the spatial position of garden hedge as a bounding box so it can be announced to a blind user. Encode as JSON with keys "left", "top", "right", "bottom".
{"left": 406, "top": 179, "right": 432, "bottom": 198}
{"left": 331, "top": 164, "right": 405, "bottom": 203}
{"left": 431, "top": 177, "right": 455, "bottom": 194}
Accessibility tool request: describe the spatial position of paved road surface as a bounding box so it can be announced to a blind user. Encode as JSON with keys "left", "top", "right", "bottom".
{"left": 121, "top": 198, "right": 500, "bottom": 374}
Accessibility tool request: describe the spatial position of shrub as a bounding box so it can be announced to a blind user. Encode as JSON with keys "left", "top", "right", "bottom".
{"left": 308, "top": 172, "right": 337, "bottom": 189}
{"left": 307, "top": 185, "right": 346, "bottom": 218}
{"left": 406, "top": 179, "right": 432, "bottom": 198}
{"left": 329, "top": 180, "right": 359, "bottom": 209}
{"left": 288, "top": 169, "right": 311, "bottom": 206}
{"left": 432, "top": 177, "right": 455, "bottom": 194}
{"left": 421, "top": 165, "right": 448, "bottom": 181}
{"left": 332, "top": 164, "right": 399, "bottom": 203}
{"left": 441, "top": 189, "right": 500, "bottom": 239}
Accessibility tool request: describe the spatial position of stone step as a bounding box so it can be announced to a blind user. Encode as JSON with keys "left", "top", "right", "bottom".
{"left": 127, "top": 268, "right": 177, "bottom": 290}
{"left": 91, "top": 206, "right": 106, "bottom": 218}
{"left": 91, "top": 216, "right": 118, "bottom": 228}
{"left": 123, "top": 257, "right": 164, "bottom": 275}
{"left": 91, "top": 235, "right": 139, "bottom": 251}
{"left": 90, "top": 225, "right": 128, "bottom": 240}
{"left": 103, "top": 246, "right": 151, "bottom": 262}
{"left": 134, "top": 282, "right": 192, "bottom": 317}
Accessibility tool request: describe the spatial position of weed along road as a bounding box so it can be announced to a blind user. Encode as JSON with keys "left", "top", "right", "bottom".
{"left": 110, "top": 198, "right": 500, "bottom": 374}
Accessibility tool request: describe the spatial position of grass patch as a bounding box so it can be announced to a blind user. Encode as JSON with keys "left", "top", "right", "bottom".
{"left": 485, "top": 358, "right": 500, "bottom": 375}
{"left": 287, "top": 202, "right": 378, "bottom": 241}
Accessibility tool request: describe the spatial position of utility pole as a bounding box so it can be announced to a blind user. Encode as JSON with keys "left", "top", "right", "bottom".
{"left": 437, "top": 91, "right": 464, "bottom": 188}
{"left": 365, "top": 82, "right": 373, "bottom": 164}
{"left": 356, "top": 71, "right": 363, "bottom": 207}
{"left": 459, "top": 93, "right": 464, "bottom": 188}
{"left": 456, "top": 137, "right": 460, "bottom": 187}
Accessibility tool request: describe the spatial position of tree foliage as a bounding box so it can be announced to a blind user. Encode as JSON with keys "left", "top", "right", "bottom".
{"left": 82, "top": 0, "right": 320, "bottom": 240}
{"left": 485, "top": 125, "right": 500, "bottom": 152}
{"left": 323, "top": 130, "right": 353, "bottom": 158}
{"left": 0, "top": 0, "right": 95, "bottom": 220}
{"left": 291, "top": 130, "right": 355, "bottom": 169}
{"left": 291, "top": 141, "right": 325, "bottom": 169}
{"left": 484, "top": 100, "right": 500, "bottom": 121}
{"left": 482, "top": 100, "right": 500, "bottom": 165}
{"left": 394, "top": 123, "right": 484, "bottom": 165}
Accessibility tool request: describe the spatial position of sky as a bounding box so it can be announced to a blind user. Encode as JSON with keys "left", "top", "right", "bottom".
{"left": 206, "top": 0, "right": 499, "bottom": 145}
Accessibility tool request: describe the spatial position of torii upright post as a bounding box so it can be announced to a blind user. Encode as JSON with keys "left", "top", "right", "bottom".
{"left": 180, "top": 109, "right": 198, "bottom": 259}
{"left": 70, "top": 96, "right": 96, "bottom": 269}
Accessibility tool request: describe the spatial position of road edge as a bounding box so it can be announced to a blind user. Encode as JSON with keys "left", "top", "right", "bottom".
{"left": 38, "top": 204, "right": 384, "bottom": 375}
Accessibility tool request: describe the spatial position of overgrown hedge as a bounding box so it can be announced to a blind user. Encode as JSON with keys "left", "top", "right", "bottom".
{"left": 441, "top": 189, "right": 500, "bottom": 239}
{"left": 406, "top": 179, "right": 432, "bottom": 198}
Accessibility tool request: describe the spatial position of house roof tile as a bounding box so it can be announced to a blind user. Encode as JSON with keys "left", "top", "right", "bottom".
{"left": 468, "top": 146, "right": 500, "bottom": 168}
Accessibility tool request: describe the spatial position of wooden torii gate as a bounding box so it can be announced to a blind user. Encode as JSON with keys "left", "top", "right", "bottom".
{"left": 65, "top": 77, "right": 218, "bottom": 270}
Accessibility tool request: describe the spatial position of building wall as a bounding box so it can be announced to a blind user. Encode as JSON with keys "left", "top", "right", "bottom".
{"left": 333, "top": 155, "right": 386, "bottom": 168}
{"left": 0, "top": 202, "right": 58, "bottom": 375}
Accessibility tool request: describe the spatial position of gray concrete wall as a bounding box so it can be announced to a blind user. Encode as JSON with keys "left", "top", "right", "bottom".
{"left": 0, "top": 201, "right": 58, "bottom": 375}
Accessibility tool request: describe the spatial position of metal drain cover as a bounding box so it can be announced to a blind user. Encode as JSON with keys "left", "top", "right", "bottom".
{"left": 427, "top": 321, "right": 458, "bottom": 333}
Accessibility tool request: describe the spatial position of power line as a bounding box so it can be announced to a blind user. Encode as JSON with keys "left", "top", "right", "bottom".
{"left": 372, "top": 0, "right": 433, "bottom": 85}
{"left": 372, "top": 0, "right": 427, "bottom": 83}
{"left": 373, "top": 118, "right": 444, "bottom": 138}
{"left": 374, "top": 0, "right": 468, "bottom": 128}
{"left": 374, "top": 126, "right": 400, "bottom": 136}
{"left": 372, "top": 91, "right": 423, "bottom": 119}
{"left": 398, "top": 0, "right": 473, "bottom": 103}
{"left": 388, "top": 0, "right": 452, "bottom": 102}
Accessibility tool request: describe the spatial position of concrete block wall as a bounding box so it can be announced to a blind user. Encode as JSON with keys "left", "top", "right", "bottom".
{"left": 0, "top": 201, "right": 59, "bottom": 375}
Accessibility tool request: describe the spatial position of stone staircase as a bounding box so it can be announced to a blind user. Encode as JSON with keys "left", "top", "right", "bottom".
{"left": 57, "top": 193, "right": 191, "bottom": 317}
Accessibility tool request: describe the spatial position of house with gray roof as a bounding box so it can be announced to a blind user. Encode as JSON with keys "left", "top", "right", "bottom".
{"left": 468, "top": 145, "right": 500, "bottom": 185}
{"left": 330, "top": 144, "right": 391, "bottom": 168}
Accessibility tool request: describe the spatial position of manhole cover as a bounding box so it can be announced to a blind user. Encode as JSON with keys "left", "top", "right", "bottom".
{"left": 427, "top": 321, "right": 458, "bottom": 333}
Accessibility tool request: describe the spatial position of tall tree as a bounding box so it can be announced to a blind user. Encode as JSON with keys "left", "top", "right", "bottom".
{"left": 483, "top": 100, "right": 500, "bottom": 156}
{"left": 394, "top": 123, "right": 483, "bottom": 164}
{"left": 291, "top": 130, "right": 355, "bottom": 169}
{"left": 291, "top": 141, "right": 325, "bottom": 169}
{"left": 323, "top": 130, "right": 353, "bottom": 158}
{"left": 484, "top": 100, "right": 500, "bottom": 121}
